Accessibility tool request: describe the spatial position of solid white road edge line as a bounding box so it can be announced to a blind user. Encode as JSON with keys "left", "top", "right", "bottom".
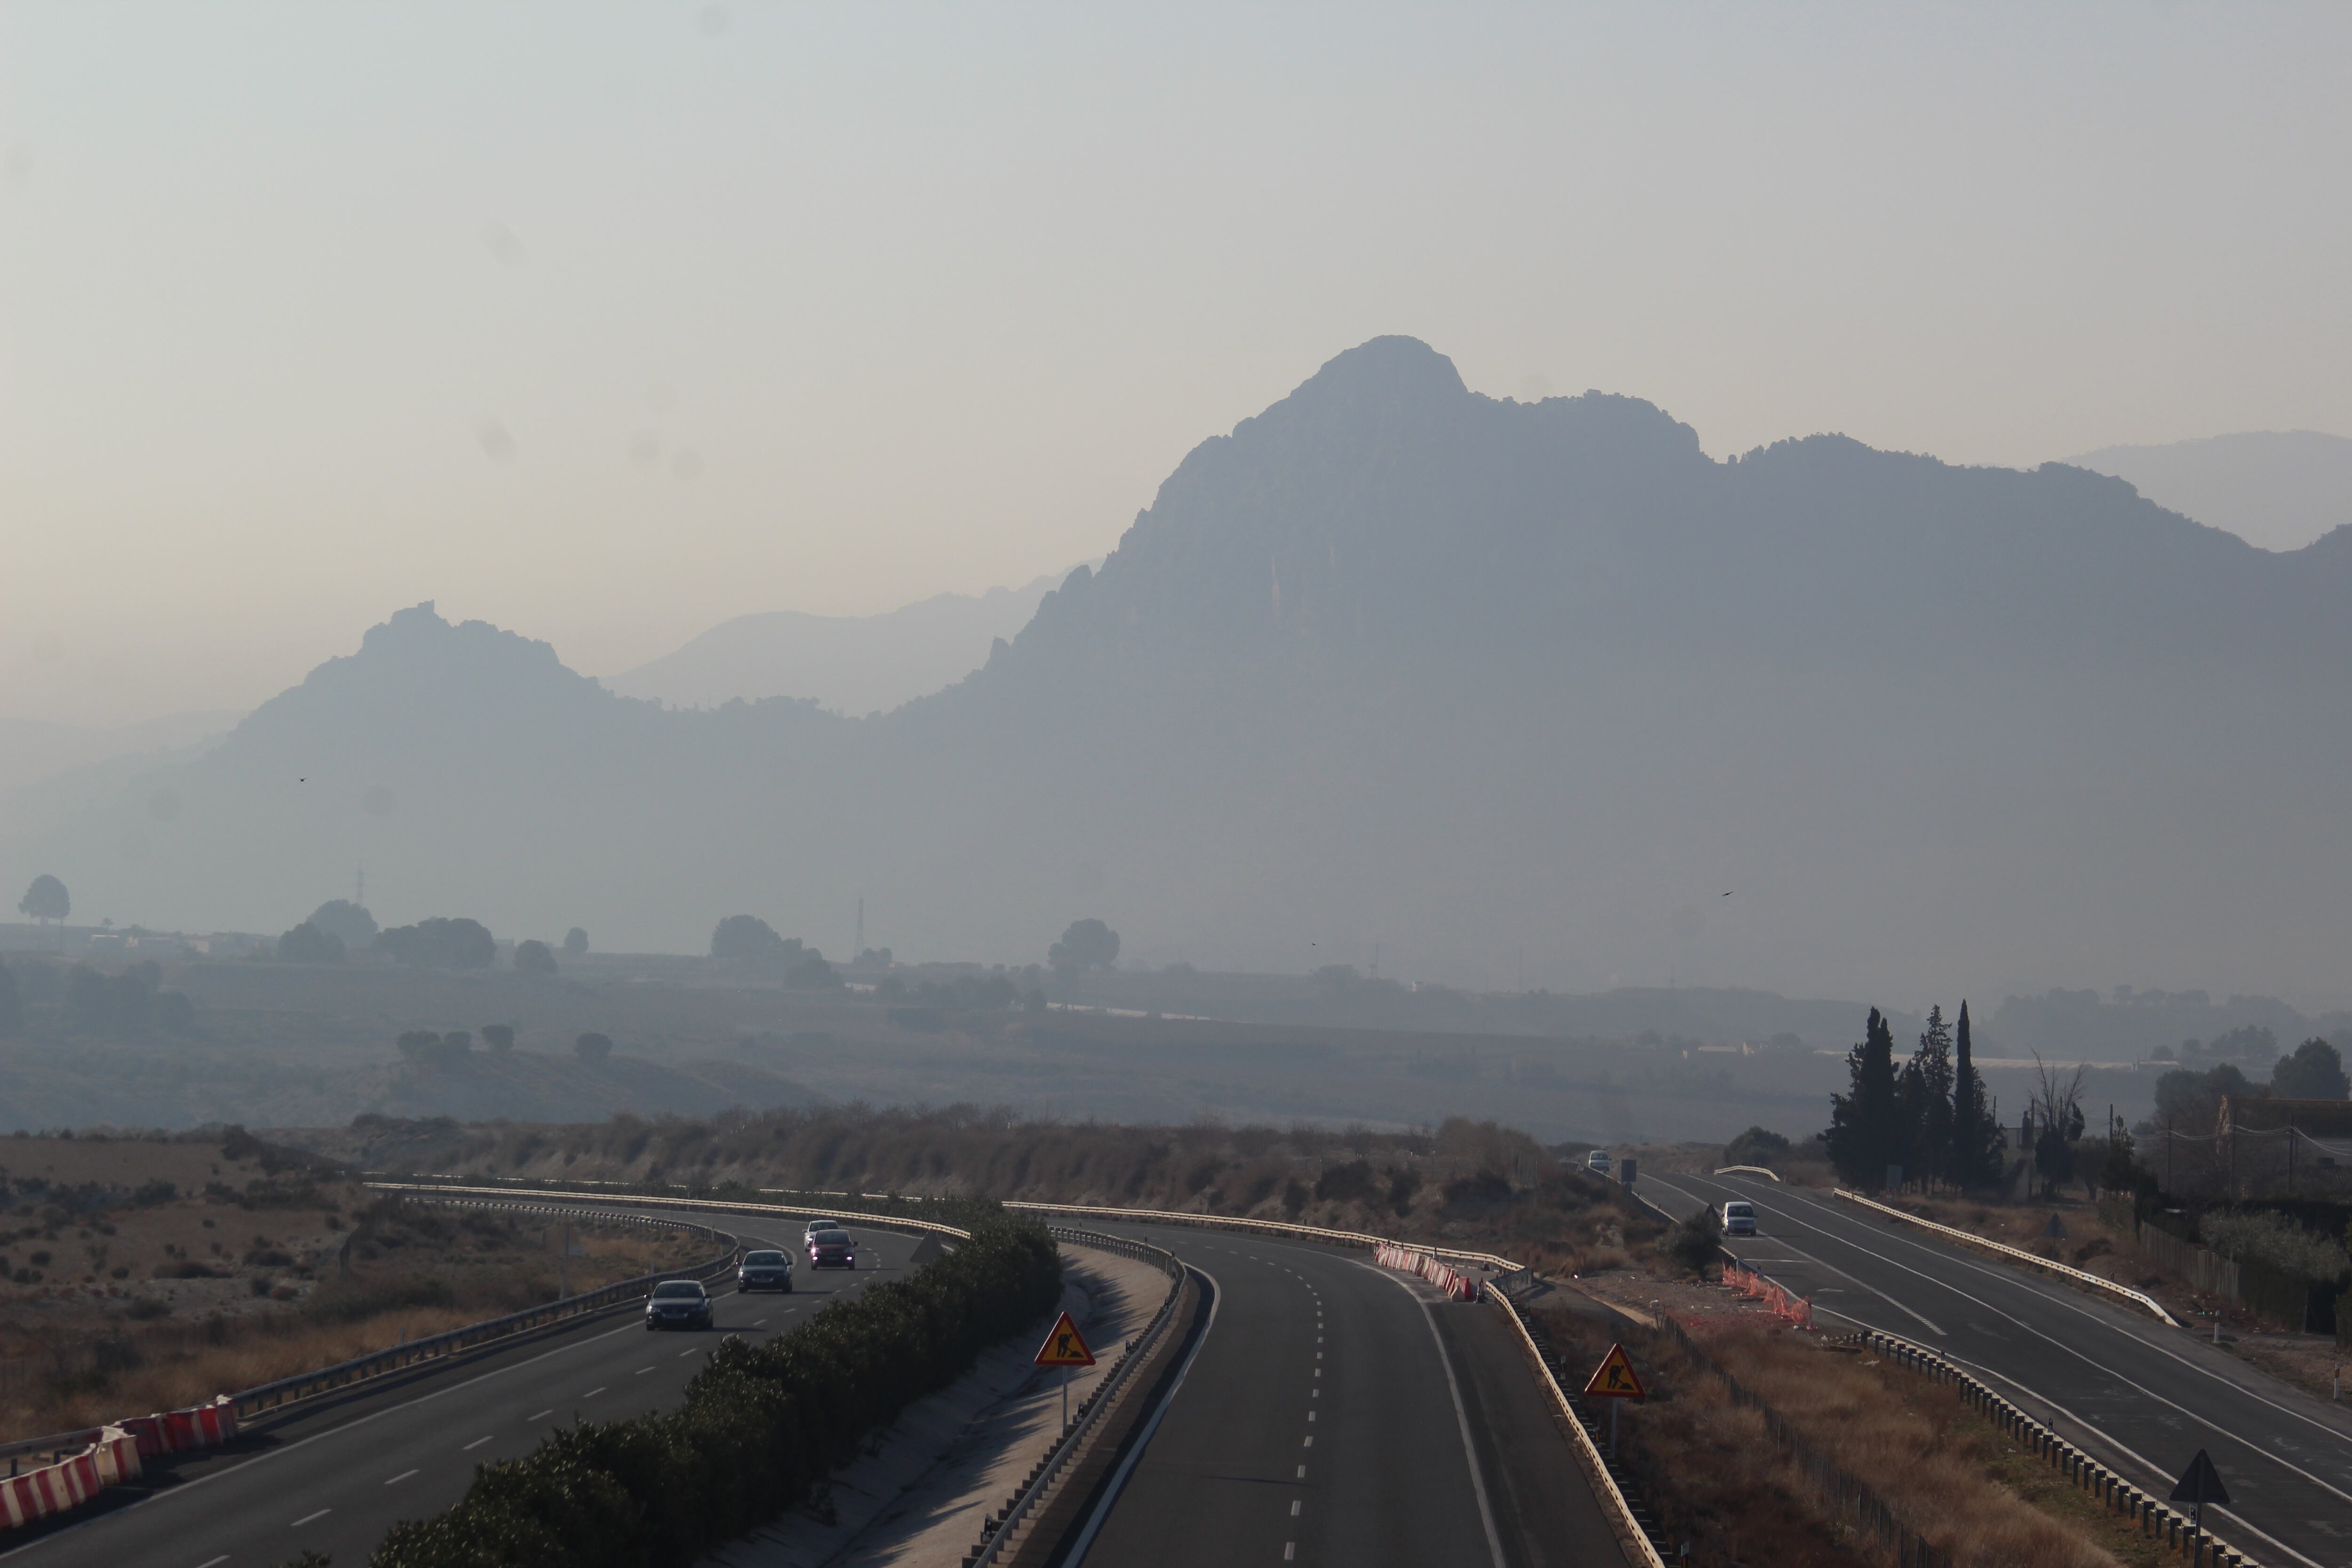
{"left": 1062, "top": 1265, "right": 1221, "bottom": 1568}
{"left": 1354, "top": 1261, "right": 1508, "bottom": 1568}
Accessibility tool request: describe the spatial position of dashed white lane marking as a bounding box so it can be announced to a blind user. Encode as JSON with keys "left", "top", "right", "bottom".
{"left": 1295, "top": 1465, "right": 1305, "bottom": 1479}
{"left": 1284, "top": 1545, "right": 1295, "bottom": 1561}
{"left": 198, "top": 1557, "right": 228, "bottom": 1568}
{"left": 1302, "top": 1435, "right": 1313, "bottom": 1448}
{"left": 463, "top": 1433, "right": 494, "bottom": 1449}
{"left": 679, "top": 1347, "right": 698, "bottom": 1357}
{"left": 386, "top": 1468, "right": 419, "bottom": 1484}
{"left": 583, "top": 1386, "right": 607, "bottom": 1397}
{"left": 636, "top": 1365, "right": 656, "bottom": 1375}
{"left": 291, "top": 1508, "right": 331, "bottom": 1527}
{"left": 1291, "top": 1500, "right": 1302, "bottom": 1516}
{"left": 1307, "top": 1410, "right": 1316, "bottom": 1420}
{"left": 525, "top": 1408, "right": 553, "bottom": 1422}
{"left": 754, "top": 1319, "right": 769, "bottom": 1327}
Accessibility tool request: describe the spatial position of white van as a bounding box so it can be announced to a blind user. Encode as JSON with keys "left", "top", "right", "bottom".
{"left": 1722, "top": 1200, "right": 1757, "bottom": 1237}
{"left": 1585, "top": 1149, "right": 1613, "bottom": 1178}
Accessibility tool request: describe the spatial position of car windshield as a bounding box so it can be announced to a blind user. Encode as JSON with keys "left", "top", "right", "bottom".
{"left": 1727, "top": 1205, "right": 1753, "bottom": 1217}
{"left": 813, "top": 1232, "right": 848, "bottom": 1245}
{"left": 744, "top": 1251, "right": 786, "bottom": 1265}
{"left": 652, "top": 1282, "right": 702, "bottom": 1298}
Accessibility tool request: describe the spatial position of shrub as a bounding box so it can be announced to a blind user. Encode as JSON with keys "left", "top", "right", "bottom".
{"left": 1665, "top": 1204, "right": 1724, "bottom": 1275}
{"left": 370, "top": 1215, "right": 1060, "bottom": 1568}
{"left": 1723, "top": 1126, "right": 1792, "bottom": 1168}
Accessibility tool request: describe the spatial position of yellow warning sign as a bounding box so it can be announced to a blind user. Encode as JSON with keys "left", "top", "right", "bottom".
{"left": 1034, "top": 1311, "right": 1096, "bottom": 1368}
{"left": 1582, "top": 1342, "right": 1646, "bottom": 1400}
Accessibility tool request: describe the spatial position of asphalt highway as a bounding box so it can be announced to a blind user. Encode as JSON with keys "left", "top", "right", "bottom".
{"left": 1, "top": 1203, "right": 921, "bottom": 1568}
{"left": 1072, "top": 1220, "right": 1625, "bottom": 1568}
{"left": 1640, "top": 1170, "right": 2352, "bottom": 1568}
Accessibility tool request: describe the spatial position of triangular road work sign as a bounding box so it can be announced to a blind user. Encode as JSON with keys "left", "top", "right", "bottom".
{"left": 1034, "top": 1311, "right": 1096, "bottom": 1368}
{"left": 2168, "top": 1449, "right": 2230, "bottom": 1509}
{"left": 1582, "top": 1342, "right": 1646, "bottom": 1400}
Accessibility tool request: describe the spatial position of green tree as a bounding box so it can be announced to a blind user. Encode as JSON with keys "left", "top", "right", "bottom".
{"left": 17, "top": 875, "right": 68, "bottom": 924}
{"left": 1722, "top": 1126, "right": 1790, "bottom": 1168}
{"left": 374, "top": 917, "right": 495, "bottom": 968}
{"left": 1894, "top": 1006, "right": 1955, "bottom": 1190}
{"left": 563, "top": 927, "right": 589, "bottom": 957}
{"left": 1947, "top": 1001, "right": 2004, "bottom": 1188}
{"left": 2272, "top": 1037, "right": 2350, "bottom": 1100}
{"left": 480, "top": 1024, "right": 516, "bottom": 1053}
{"left": 574, "top": 1031, "right": 614, "bottom": 1065}
{"left": 710, "top": 915, "right": 791, "bottom": 968}
{"left": 1820, "top": 1008, "right": 1900, "bottom": 1187}
{"left": 276, "top": 922, "right": 346, "bottom": 964}
{"left": 306, "top": 899, "right": 378, "bottom": 949}
{"left": 512, "top": 939, "right": 557, "bottom": 977}
{"left": 2028, "top": 1054, "right": 2090, "bottom": 1197}
{"left": 1048, "top": 918, "right": 1120, "bottom": 977}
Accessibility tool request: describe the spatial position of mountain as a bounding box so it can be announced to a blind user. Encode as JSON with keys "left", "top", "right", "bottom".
{"left": 12, "top": 336, "right": 2352, "bottom": 1001}
{"left": 0, "top": 711, "right": 242, "bottom": 796}
{"left": 2063, "top": 430, "right": 2352, "bottom": 554}
{"left": 603, "top": 573, "right": 1074, "bottom": 715}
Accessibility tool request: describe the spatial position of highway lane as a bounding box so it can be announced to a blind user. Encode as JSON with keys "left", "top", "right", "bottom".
{"left": 1075, "top": 1221, "right": 1626, "bottom": 1568}
{"left": 1640, "top": 1170, "right": 2352, "bottom": 1568}
{"left": 3, "top": 1205, "right": 923, "bottom": 1568}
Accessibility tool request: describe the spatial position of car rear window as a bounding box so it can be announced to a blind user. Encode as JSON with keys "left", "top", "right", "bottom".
{"left": 652, "top": 1281, "right": 703, "bottom": 1297}
{"left": 744, "top": 1251, "right": 786, "bottom": 1265}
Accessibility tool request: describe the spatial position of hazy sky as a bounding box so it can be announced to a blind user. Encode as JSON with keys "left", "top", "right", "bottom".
{"left": 5, "top": 3, "right": 2348, "bottom": 726}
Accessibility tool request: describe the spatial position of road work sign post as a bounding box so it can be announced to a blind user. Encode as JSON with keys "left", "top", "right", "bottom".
{"left": 1034, "top": 1310, "right": 1096, "bottom": 1430}
{"left": 1581, "top": 1342, "right": 1646, "bottom": 1459}
{"left": 2168, "top": 1449, "right": 2229, "bottom": 1545}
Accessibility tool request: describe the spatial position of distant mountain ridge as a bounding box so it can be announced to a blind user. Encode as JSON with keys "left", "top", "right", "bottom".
{"left": 2063, "top": 430, "right": 2352, "bottom": 554}
{"left": 11, "top": 336, "right": 2352, "bottom": 1001}
{"left": 604, "top": 572, "right": 1076, "bottom": 715}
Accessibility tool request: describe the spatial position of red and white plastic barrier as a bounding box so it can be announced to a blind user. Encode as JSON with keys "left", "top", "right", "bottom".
{"left": 120, "top": 1395, "right": 238, "bottom": 1459}
{"left": 0, "top": 1426, "right": 141, "bottom": 1530}
{"left": 1376, "top": 1242, "right": 1481, "bottom": 1301}
{"left": 1726, "top": 1263, "right": 1813, "bottom": 1329}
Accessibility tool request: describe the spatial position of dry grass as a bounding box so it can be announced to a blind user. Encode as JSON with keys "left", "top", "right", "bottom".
{"left": 0, "top": 1189, "right": 710, "bottom": 1442}
{"left": 1534, "top": 1307, "right": 2127, "bottom": 1568}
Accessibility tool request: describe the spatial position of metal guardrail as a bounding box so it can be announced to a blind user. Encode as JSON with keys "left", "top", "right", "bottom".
{"left": 965, "top": 1229, "right": 1191, "bottom": 1568}
{"left": 1486, "top": 1287, "right": 1670, "bottom": 1568}
{"left": 1001, "top": 1198, "right": 1526, "bottom": 1276}
{"left": 0, "top": 1427, "right": 103, "bottom": 1468}
{"left": 1857, "top": 1328, "right": 2262, "bottom": 1567}
{"left": 1832, "top": 1188, "right": 2181, "bottom": 1327}
{"left": 1713, "top": 1164, "right": 1781, "bottom": 1180}
{"left": 365, "top": 1180, "right": 975, "bottom": 1243}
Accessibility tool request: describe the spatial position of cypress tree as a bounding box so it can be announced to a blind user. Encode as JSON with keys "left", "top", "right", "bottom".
{"left": 1897, "top": 1006, "right": 1955, "bottom": 1191}
{"left": 1948, "top": 1000, "right": 2002, "bottom": 1188}
{"left": 1822, "top": 1007, "right": 1900, "bottom": 1188}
